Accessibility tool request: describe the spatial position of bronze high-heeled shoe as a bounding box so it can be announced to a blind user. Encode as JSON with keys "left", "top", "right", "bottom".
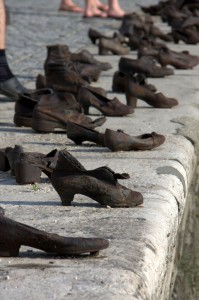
{"left": 119, "top": 56, "right": 174, "bottom": 78}
{"left": 50, "top": 150, "right": 143, "bottom": 207}
{"left": 112, "top": 71, "right": 157, "bottom": 93}
{"left": 104, "top": 129, "right": 165, "bottom": 151}
{"left": 0, "top": 208, "right": 109, "bottom": 257}
{"left": 125, "top": 73, "right": 178, "bottom": 108}
{"left": 98, "top": 38, "right": 129, "bottom": 55}
{"left": 4, "top": 145, "right": 58, "bottom": 184}
{"left": 78, "top": 86, "right": 134, "bottom": 116}
{"left": 66, "top": 121, "right": 105, "bottom": 145}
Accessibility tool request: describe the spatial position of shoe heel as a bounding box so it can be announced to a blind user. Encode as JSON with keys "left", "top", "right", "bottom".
{"left": 32, "top": 119, "right": 57, "bottom": 133}
{"left": 14, "top": 115, "right": 32, "bottom": 128}
{"left": 126, "top": 94, "right": 137, "bottom": 108}
{"left": 0, "top": 243, "right": 20, "bottom": 257}
{"left": 99, "top": 47, "right": 109, "bottom": 55}
{"left": 59, "top": 192, "right": 75, "bottom": 206}
{"left": 15, "top": 163, "right": 41, "bottom": 184}
{"left": 90, "top": 37, "right": 96, "bottom": 44}
{"left": 112, "top": 84, "right": 123, "bottom": 93}
{"left": 83, "top": 104, "right": 90, "bottom": 115}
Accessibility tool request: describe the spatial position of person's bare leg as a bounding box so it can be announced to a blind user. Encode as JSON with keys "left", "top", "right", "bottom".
{"left": 0, "top": 0, "right": 6, "bottom": 49}
{"left": 59, "top": 0, "right": 84, "bottom": 13}
{"left": 95, "top": 0, "right": 108, "bottom": 11}
{"left": 107, "top": 0, "right": 125, "bottom": 18}
{"left": 84, "top": 0, "right": 107, "bottom": 17}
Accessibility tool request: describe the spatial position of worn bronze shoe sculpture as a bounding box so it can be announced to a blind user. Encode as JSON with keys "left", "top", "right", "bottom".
{"left": 104, "top": 129, "right": 165, "bottom": 152}
{"left": 125, "top": 73, "right": 178, "bottom": 108}
{"left": 0, "top": 208, "right": 109, "bottom": 257}
{"left": 112, "top": 71, "right": 157, "bottom": 93}
{"left": 99, "top": 38, "right": 129, "bottom": 55}
{"left": 66, "top": 121, "right": 105, "bottom": 146}
{"left": 31, "top": 90, "right": 106, "bottom": 133}
{"left": 119, "top": 56, "right": 174, "bottom": 78}
{"left": 50, "top": 150, "right": 143, "bottom": 207}
{"left": 2, "top": 145, "right": 58, "bottom": 184}
{"left": 78, "top": 86, "right": 134, "bottom": 116}
{"left": 14, "top": 89, "right": 52, "bottom": 127}
{"left": 157, "top": 46, "right": 199, "bottom": 68}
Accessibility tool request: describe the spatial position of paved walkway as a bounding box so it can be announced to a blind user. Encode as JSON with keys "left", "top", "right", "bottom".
{"left": 0, "top": 1, "right": 199, "bottom": 299}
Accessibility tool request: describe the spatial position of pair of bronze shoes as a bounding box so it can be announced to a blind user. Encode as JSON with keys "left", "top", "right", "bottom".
{"left": 66, "top": 121, "right": 165, "bottom": 152}
{"left": 112, "top": 71, "right": 178, "bottom": 109}
{"left": 0, "top": 145, "right": 57, "bottom": 184}
{"left": 0, "top": 207, "right": 109, "bottom": 257}
{"left": 0, "top": 145, "right": 143, "bottom": 208}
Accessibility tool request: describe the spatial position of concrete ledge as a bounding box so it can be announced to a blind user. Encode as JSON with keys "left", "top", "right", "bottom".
{"left": 0, "top": 1, "right": 199, "bottom": 299}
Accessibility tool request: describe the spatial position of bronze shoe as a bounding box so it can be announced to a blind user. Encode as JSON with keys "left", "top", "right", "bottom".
{"left": 112, "top": 71, "right": 157, "bottom": 93}
{"left": 104, "top": 129, "right": 165, "bottom": 152}
{"left": 172, "top": 27, "right": 199, "bottom": 44}
{"left": 157, "top": 47, "right": 199, "bottom": 68}
{"left": 31, "top": 90, "right": 106, "bottom": 133}
{"left": 50, "top": 150, "right": 143, "bottom": 207}
{"left": 125, "top": 73, "right": 178, "bottom": 108}
{"left": 78, "top": 86, "right": 134, "bottom": 116}
{"left": 0, "top": 148, "right": 11, "bottom": 172}
{"left": 88, "top": 28, "right": 127, "bottom": 45}
{"left": 149, "top": 25, "right": 173, "bottom": 41}
{"left": 72, "top": 61, "right": 102, "bottom": 83}
{"left": 71, "top": 49, "right": 112, "bottom": 71}
{"left": 14, "top": 89, "right": 52, "bottom": 127}
{"left": 35, "top": 74, "right": 107, "bottom": 98}
{"left": 45, "top": 63, "right": 88, "bottom": 95}
{"left": 0, "top": 208, "right": 109, "bottom": 257}
{"left": 119, "top": 56, "right": 174, "bottom": 78}
{"left": 36, "top": 74, "right": 47, "bottom": 90}
{"left": 4, "top": 146, "right": 58, "bottom": 183}
{"left": 66, "top": 121, "right": 105, "bottom": 145}
{"left": 99, "top": 38, "right": 129, "bottom": 55}
{"left": 44, "top": 44, "right": 111, "bottom": 76}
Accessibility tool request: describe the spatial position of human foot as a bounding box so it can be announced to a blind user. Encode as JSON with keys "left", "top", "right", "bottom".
{"left": 84, "top": 7, "right": 107, "bottom": 18}
{"left": 59, "top": 0, "right": 84, "bottom": 13}
{"left": 107, "top": 7, "right": 125, "bottom": 19}
{"left": 95, "top": 0, "right": 109, "bottom": 11}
